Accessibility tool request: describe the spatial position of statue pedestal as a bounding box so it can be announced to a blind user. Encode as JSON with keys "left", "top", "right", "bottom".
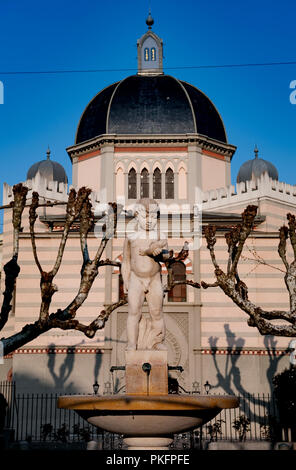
{"left": 125, "top": 350, "right": 168, "bottom": 395}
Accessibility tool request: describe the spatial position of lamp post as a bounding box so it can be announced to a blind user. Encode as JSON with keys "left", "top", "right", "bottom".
{"left": 192, "top": 381, "right": 200, "bottom": 394}
{"left": 204, "top": 380, "right": 211, "bottom": 395}
{"left": 93, "top": 380, "right": 100, "bottom": 395}
{"left": 104, "top": 381, "right": 112, "bottom": 395}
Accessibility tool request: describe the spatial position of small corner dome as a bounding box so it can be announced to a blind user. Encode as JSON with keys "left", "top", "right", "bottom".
{"left": 237, "top": 147, "right": 278, "bottom": 184}
{"left": 27, "top": 148, "right": 68, "bottom": 184}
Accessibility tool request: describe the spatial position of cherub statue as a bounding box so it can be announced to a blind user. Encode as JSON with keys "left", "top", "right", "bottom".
{"left": 121, "top": 198, "right": 169, "bottom": 350}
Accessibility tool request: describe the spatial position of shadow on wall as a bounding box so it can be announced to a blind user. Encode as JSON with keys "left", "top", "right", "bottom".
{"left": 47, "top": 345, "right": 75, "bottom": 391}
{"left": 208, "top": 324, "right": 289, "bottom": 424}
{"left": 208, "top": 324, "right": 245, "bottom": 396}
{"left": 13, "top": 345, "right": 104, "bottom": 394}
{"left": 208, "top": 324, "right": 288, "bottom": 396}
{"left": 46, "top": 344, "right": 103, "bottom": 393}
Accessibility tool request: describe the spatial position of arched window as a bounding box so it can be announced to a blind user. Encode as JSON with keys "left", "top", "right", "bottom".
{"left": 178, "top": 167, "right": 187, "bottom": 199}
{"left": 128, "top": 168, "right": 137, "bottom": 199}
{"left": 140, "top": 168, "right": 149, "bottom": 198}
{"left": 168, "top": 262, "right": 187, "bottom": 302}
{"left": 165, "top": 168, "right": 174, "bottom": 199}
{"left": 151, "top": 47, "right": 156, "bottom": 61}
{"left": 153, "top": 168, "right": 161, "bottom": 199}
{"left": 144, "top": 48, "right": 149, "bottom": 61}
{"left": 116, "top": 167, "right": 124, "bottom": 198}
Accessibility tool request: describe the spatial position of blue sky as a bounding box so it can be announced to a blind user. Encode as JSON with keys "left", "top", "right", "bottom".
{"left": 0, "top": 0, "right": 295, "bottom": 210}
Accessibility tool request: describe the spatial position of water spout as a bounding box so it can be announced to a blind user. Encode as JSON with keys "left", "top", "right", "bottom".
{"left": 142, "top": 362, "right": 152, "bottom": 395}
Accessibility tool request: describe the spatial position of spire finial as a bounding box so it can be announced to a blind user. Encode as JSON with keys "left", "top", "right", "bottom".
{"left": 254, "top": 145, "right": 259, "bottom": 159}
{"left": 46, "top": 146, "right": 51, "bottom": 160}
{"left": 146, "top": 8, "right": 154, "bottom": 29}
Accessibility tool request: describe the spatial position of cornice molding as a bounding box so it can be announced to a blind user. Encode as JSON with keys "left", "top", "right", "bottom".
{"left": 194, "top": 348, "right": 289, "bottom": 356}
{"left": 8, "top": 347, "right": 106, "bottom": 356}
{"left": 66, "top": 133, "right": 236, "bottom": 160}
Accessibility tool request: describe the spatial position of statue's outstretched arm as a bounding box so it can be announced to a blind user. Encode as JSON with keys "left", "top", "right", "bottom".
{"left": 140, "top": 238, "right": 169, "bottom": 260}
{"left": 121, "top": 238, "right": 131, "bottom": 294}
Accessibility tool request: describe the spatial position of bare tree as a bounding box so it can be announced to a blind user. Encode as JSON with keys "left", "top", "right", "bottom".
{"left": 202, "top": 205, "right": 296, "bottom": 337}
{"left": 0, "top": 183, "right": 126, "bottom": 356}
{"left": 9, "top": 186, "right": 287, "bottom": 358}
{"left": 0, "top": 184, "right": 200, "bottom": 357}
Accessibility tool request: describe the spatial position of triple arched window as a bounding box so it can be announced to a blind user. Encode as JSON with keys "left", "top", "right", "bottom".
{"left": 127, "top": 167, "right": 174, "bottom": 200}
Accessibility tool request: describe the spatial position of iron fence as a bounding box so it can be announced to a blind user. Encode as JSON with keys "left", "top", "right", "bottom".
{"left": 10, "top": 392, "right": 121, "bottom": 448}
{"left": 0, "top": 383, "right": 288, "bottom": 449}
{"left": 0, "top": 380, "right": 16, "bottom": 429}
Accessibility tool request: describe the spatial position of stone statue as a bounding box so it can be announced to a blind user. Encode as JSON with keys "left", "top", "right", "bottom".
{"left": 121, "top": 198, "right": 169, "bottom": 351}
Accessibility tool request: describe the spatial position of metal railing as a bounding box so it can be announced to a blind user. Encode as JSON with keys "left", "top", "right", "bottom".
{"left": 12, "top": 393, "right": 122, "bottom": 448}
{"left": 172, "top": 393, "right": 281, "bottom": 449}
{"left": 0, "top": 384, "right": 288, "bottom": 449}
{"left": 0, "top": 381, "right": 16, "bottom": 429}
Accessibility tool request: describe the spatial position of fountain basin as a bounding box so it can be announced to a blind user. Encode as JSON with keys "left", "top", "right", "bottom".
{"left": 58, "top": 394, "right": 239, "bottom": 436}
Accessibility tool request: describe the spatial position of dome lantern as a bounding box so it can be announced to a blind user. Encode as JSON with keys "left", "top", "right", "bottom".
{"left": 137, "top": 12, "right": 163, "bottom": 76}
{"left": 74, "top": 17, "right": 228, "bottom": 145}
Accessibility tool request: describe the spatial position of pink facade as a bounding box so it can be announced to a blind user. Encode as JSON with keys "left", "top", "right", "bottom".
{"left": 0, "top": 22, "right": 293, "bottom": 395}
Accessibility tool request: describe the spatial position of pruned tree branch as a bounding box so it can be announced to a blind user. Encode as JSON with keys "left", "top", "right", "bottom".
{"left": 12, "top": 183, "right": 28, "bottom": 258}
{"left": 163, "top": 279, "right": 201, "bottom": 292}
{"left": 203, "top": 205, "right": 296, "bottom": 337}
{"left": 0, "top": 258, "right": 20, "bottom": 330}
{"left": 32, "top": 187, "right": 92, "bottom": 324}
{"left": 29, "top": 191, "right": 43, "bottom": 274}
{"left": 241, "top": 245, "right": 286, "bottom": 275}
{"left": 0, "top": 200, "right": 67, "bottom": 211}
{"left": 0, "top": 184, "right": 125, "bottom": 356}
{"left": 204, "top": 225, "right": 219, "bottom": 270}
{"left": 98, "top": 259, "right": 121, "bottom": 267}
{"left": 230, "top": 205, "right": 257, "bottom": 274}
{"left": 79, "top": 191, "right": 94, "bottom": 264}
{"left": 201, "top": 281, "right": 219, "bottom": 289}
{"left": 0, "top": 184, "right": 27, "bottom": 330}
{"left": 278, "top": 225, "right": 289, "bottom": 270}
{"left": 74, "top": 298, "right": 128, "bottom": 338}
{"left": 51, "top": 187, "right": 92, "bottom": 277}
{"left": 287, "top": 213, "right": 296, "bottom": 260}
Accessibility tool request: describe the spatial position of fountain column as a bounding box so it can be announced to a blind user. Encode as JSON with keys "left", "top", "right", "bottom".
{"left": 123, "top": 350, "right": 173, "bottom": 450}
{"left": 123, "top": 437, "right": 173, "bottom": 450}
{"left": 125, "top": 350, "right": 168, "bottom": 395}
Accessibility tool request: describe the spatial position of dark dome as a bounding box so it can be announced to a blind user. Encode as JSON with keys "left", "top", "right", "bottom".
{"left": 27, "top": 149, "right": 68, "bottom": 184}
{"left": 75, "top": 75, "right": 227, "bottom": 144}
{"left": 237, "top": 149, "right": 278, "bottom": 183}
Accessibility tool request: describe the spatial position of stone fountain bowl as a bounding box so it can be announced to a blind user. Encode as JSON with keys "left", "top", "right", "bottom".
{"left": 57, "top": 394, "right": 239, "bottom": 436}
